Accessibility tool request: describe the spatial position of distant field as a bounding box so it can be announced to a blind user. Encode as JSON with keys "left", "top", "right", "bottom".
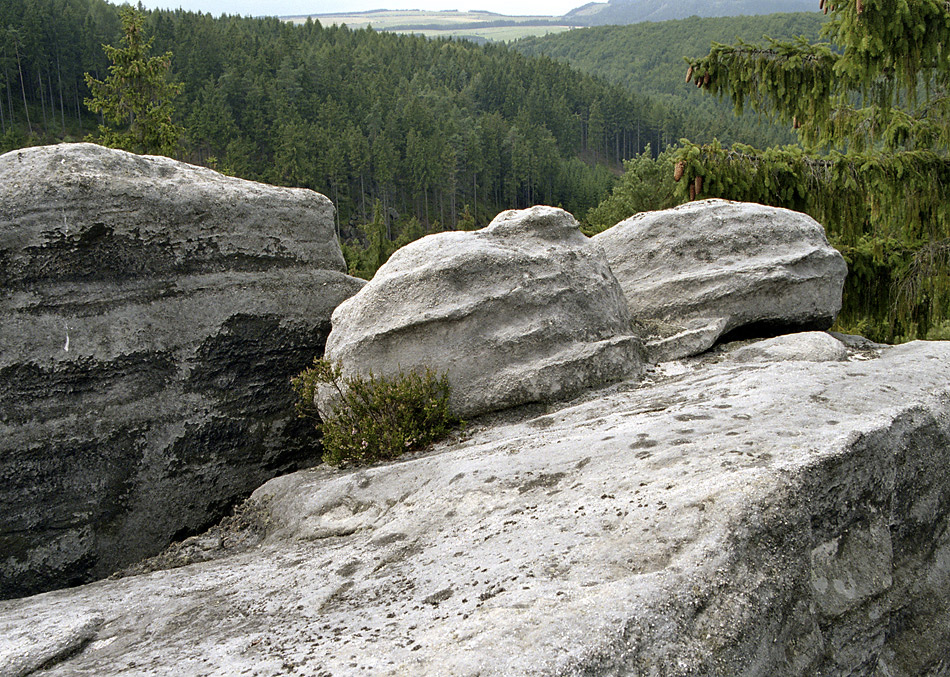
{"left": 407, "top": 25, "right": 574, "bottom": 40}
{"left": 283, "top": 9, "right": 579, "bottom": 41}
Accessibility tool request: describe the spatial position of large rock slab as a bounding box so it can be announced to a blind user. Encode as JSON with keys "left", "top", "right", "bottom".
{"left": 323, "top": 205, "right": 643, "bottom": 418}
{"left": 593, "top": 199, "right": 848, "bottom": 362}
{"left": 0, "top": 143, "right": 365, "bottom": 599}
{"left": 2, "top": 338, "right": 949, "bottom": 676}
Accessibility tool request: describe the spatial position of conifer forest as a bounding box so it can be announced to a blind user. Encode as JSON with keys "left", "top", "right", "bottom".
{"left": 3, "top": 0, "right": 949, "bottom": 342}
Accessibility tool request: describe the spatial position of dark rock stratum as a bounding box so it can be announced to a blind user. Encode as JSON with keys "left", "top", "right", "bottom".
{"left": 0, "top": 143, "right": 364, "bottom": 599}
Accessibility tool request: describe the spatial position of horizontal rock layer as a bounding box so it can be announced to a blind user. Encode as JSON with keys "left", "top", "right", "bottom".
{"left": 0, "top": 143, "right": 364, "bottom": 599}
{"left": 3, "top": 338, "right": 948, "bottom": 675}
{"left": 0, "top": 143, "right": 345, "bottom": 286}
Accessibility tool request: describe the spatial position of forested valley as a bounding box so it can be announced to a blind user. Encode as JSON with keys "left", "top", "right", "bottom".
{"left": 515, "top": 13, "right": 828, "bottom": 150}
{"left": 0, "top": 0, "right": 691, "bottom": 274}
{"left": 3, "top": 0, "right": 945, "bottom": 342}
{"left": 1, "top": 2, "right": 827, "bottom": 235}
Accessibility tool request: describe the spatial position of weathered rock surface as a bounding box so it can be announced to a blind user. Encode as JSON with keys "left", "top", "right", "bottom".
{"left": 0, "top": 143, "right": 365, "bottom": 599}
{"left": 729, "top": 330, "right": 849, "bottom": 363}
{"left": 0, "top": 609, "right": 103, "bottom": 677}
{"left": 593, "top": 199, "right": 848, "bottom": 362}
{"left": 3, "top": 338, "right": 949, "bottom": 676}
{"left": 323, "top": 205, "right": 643, "bottom": 418}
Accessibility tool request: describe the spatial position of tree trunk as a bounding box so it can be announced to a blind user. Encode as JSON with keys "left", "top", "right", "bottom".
{"left": 75, "top": 79, "right": 83, "bottom": 122}
{"left": 451, "top": 186, "right": 456, "bottom": 228}
{"left": 360, "top": 173, "right": 366, "bottom": 222}
{"left": 57, "top": 55, "right": 66, "bottom": 135}
{"left": 15, "top": 45, "right": 32, "bottom": 135}
{"left": 39, "top": 70, "right": 48, "bottom": 133}
{"left": 423, "top": 185, "right": 430, "bottom": 231}
{"left": 7, "top": 77, "right": 14, "bottom": 129}
{"left": 46, "top": 69, "right": 57, "bottom": 135}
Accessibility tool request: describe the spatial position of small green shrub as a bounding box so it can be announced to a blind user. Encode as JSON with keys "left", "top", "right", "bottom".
{"left": 291, "top": 358, "right": 458, "bottom": 467}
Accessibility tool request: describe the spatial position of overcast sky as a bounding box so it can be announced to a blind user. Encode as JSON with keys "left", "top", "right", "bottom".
{"left": 134, "top": 0, "right": 584, "bottom": 18}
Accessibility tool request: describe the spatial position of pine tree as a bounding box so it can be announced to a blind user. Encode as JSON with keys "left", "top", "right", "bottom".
{"left": 84, "top": 7, "right": 183, "bottom": 156}
{"left": 677, "top": 0, "right": 950, "bottom": 341}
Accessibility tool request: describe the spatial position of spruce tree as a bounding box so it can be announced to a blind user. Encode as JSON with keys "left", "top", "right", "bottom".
{"left": 676, "top": 0, "right": 950, "bottom": 341}
{"left": 84, "top": 7, "right": 183, "bottom": 156}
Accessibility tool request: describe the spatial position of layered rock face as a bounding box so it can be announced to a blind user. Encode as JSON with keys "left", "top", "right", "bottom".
{"left": 593, "top": 199, "right": 848, "bottom": 361}
{"left": 0, "top": 143, "right": 364, "bottom": 599}
{"left": 323, "top": 205, "right": 643, "bottom": 418}
{"left": 3, "top": 336, "right": 949, "bottom": 676}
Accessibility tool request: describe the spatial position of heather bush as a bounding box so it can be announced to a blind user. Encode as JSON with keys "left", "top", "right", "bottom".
{"left": 292, "top": 358, "right": 457, "bottom": 467}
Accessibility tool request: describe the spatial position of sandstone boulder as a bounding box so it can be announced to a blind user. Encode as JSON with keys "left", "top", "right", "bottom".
{"left": 2, "top": 340, "right": 949, "bottom": 675}
{"left": 593, "top": 199, "right": 848, "bottom": 362}
{"left": 0, "top": 143, "right": 364, "bottom": 599}
{"left": 322, "top": 205, "right": 643, "bottom": 418}
{"left": 729, "top": 331, "right": 849, "bottom": 363}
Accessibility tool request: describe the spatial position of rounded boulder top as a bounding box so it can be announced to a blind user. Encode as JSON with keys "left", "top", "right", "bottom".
{"left": 324, "top": 205, "right": 644, "bottom": 418}
{"left": 482, "top": 205, "right": 589, "bottom": 240}
{"left": 593, "top": 199, "right": 848, "bottom": 361}
{"left": 0, "top": 143, "right": 345, "bottom": 278}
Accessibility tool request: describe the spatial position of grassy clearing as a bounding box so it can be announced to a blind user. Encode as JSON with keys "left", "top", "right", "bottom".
{"left": 286, "top": 9, "right": 549, "bottom": 28}
{"left": 283, "top": 9, "right": 579, "bottom": 41}
{"left": 407, "top": 25, "right": 575, "bottom": 41}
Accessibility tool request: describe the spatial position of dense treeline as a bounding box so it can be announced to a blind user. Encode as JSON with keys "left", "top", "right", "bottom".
{"left": 515, "top": 13, "right": 828, "bottom": 149}
{"left": 0, "top": 0, "right": 118, "bottom": 143}
{"left": 0, "top": 0, "right": 684, "bottom": 235}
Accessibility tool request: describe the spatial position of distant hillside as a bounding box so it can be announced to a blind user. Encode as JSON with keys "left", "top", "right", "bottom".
{"left": 290, "top": 0, "right": 820, "bottom": 41}
{"left": 282, "top": 9, "right": 575, "bottom": 42}
{"left": 515, "top": 13, "right": 828, "bottom": 148}
{"left": 564, "top": 0, "right": 819, "bottom": 26}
